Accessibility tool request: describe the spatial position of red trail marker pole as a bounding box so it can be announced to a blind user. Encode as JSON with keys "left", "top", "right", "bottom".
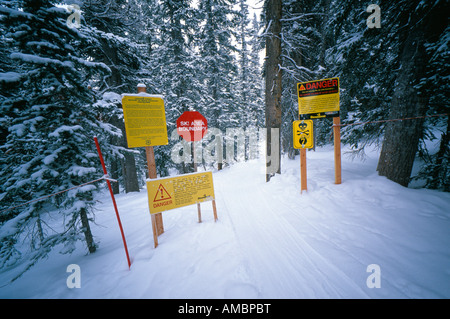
{"left": 94, "top": 136, "right": 132, "bottom": 269}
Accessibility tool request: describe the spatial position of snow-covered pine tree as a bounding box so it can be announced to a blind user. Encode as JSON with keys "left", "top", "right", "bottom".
{"left": 236, "top": 2, "right": 264, "bottom": 130}
{"left": 375, "top": 0, "right": 448, "bottom": 187}
{"left": 323, "top": 0, "right": 448, "bottom": 188}
{"left": 147, "top": 0, "right": 203, "bottom": 175}
{"left": 0, "top": 0, "right": 116, "bottom": 279}
{"left": 246, "top": 13, "right": 265, "bottom": 129}
{"left": 415, "top": 19, "right": 449, "bottom": 191}
{"left": 82, "top": 0, "right": 146, "bottom": 193}
{"left": 133, "top": 0, "right": 163, "bottom": 95}
{"left": 201, "top": 0, "right": 239, "bottom": 135}
{"left": 236, "top": 0, "right": 251, "bottom": 128}
{"left": 323, "top": 0, "right": 394, "bottom": 157}
{"left": 234, "top": 2, "right": 264, "bottom": 162}
{"left": 197, "top": 0, "right": 238, "bottom": 131}
{"left": 279, "top": 0, "right": 326, "bottom": 157}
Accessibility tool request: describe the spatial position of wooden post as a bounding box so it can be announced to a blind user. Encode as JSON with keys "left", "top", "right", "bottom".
{"left": 193, "top": 142, "right": 202, "bottom": 223}
{"left": 145, "top": 146, "right": 157, "bottom": 178}
{"left": 192, "top": 141, "right": 198, "bottom": 172}
{"left": 212, "top": 199, "right": 218, "bottom": 222}
{"left": 138, "top": 84, "right": 164, "bottom": 247}
{"left": 333, "top": 116, "right": 342, "bottom": 184}
{"left": 300, "top": 148, "right": 307, "bottom": 193}
{"left": 146, "top": 146, "right": 164, "bottom": 235}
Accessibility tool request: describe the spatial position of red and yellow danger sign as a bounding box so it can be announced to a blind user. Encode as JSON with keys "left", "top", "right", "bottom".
{"left": 147, "top": 171, "right": 215, "bottom": 214}
{"left": 298, "top": 77, "right": 339, "bottom": 118}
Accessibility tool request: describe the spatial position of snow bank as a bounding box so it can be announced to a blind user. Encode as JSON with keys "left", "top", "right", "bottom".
{"left": 0, "top": 145, "right": 449, "bottom": 298}
{"left": 0, "top": 72, "right": 21, "bottom": 83}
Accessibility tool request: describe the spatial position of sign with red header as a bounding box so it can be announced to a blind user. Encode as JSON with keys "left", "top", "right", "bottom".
{"left": 297, "top": 77, "right": 339, "bottom": 119}
{"left": 176, "top": 111, "right": 208, "bottom": 142}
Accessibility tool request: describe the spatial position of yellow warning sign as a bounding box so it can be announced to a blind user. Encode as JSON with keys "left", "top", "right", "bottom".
{"left": 147, "top": 171, "right": 215, "bottom": 214}
{"left": 297, "top": 77, "right": 339, "bottom": 118}
{"left": 293, "top": 120, "right": 314, "bottom": 149}
{"left": 122, "top": 94, "right": 169, "bottom": 148}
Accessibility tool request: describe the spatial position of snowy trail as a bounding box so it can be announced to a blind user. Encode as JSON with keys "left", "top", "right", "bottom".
{"left": 213, "top": 150, "right": 450, "bottom": 299}
{"left": 215, "top": 161, "right": 370, "bottom": 298}
{"left": 1, "top": 146, "right": 449, "bottom": 299}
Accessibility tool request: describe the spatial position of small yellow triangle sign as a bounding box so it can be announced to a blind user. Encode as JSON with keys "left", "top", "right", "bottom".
{"left": 299, "top": 84, "right": 306, "bottom": 90}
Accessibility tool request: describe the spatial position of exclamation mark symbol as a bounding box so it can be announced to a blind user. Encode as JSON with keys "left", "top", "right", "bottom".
{"left": 160, "top": 189, "right": 163, "bottom": 199}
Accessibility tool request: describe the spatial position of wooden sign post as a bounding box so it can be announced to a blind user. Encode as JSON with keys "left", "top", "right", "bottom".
{"left": 333, "top": 116, "right": 342, "bottom": 185}
{"left": 194, "top": 142, "right": 201, "bottom": 223}
{"left": 297, "top": 77, "right": 342, "bottom": 191}
{"left": 122, "top": 84, "right": 168, "bottom": 248}
{"left": 136, "top": 85, "right": 165, "bottom": 247}
{"left": 300, "top": 148, "right": 307, "bottom": 193}
{"left": 176, "top": 111, "right": 208, "bottom": 222}
{"left": 293, "top": 120, "right": 314, "bottom": 193}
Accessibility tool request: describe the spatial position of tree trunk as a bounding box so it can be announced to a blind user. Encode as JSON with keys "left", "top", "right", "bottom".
{"left": 123, "top": 151, "right": 140, "bottom": 192}
{"left": 109, "top": 113, "right": 140, "bottom": 193}
{"left": 101, "top": 39, "right": 140, "bottom": 193}
{"left": 377, "top": 18, "right": 428, "bottom": 187}
{"left": 80, "top": 207, "right": 96, "bottom": 253}
{"left": 265, "top": 0, "right": 282, "bottom": 182}
{"left": 110, "top": 154, "right": 120, "bottom": 194}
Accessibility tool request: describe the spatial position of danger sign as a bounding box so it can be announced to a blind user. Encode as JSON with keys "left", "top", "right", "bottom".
{"left": 298, "top": 77, "right": 339, "bottom": 118}
{"left": 153, "top": 184, "right": 172, "bottom": 202}
{"left": 147, "top": 171, "right": 215, "bottom": 215}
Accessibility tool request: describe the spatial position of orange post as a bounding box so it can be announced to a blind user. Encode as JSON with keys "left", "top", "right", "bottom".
{"left": 333, "top": 116, "right": 342, "bottom": 184}
{"left": 300, "top": 148, "right": 307, "bottom": 193}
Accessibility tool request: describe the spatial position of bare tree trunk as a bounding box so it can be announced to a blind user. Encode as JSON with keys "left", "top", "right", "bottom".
{"left": 265, "top": 0, "right": 282, "bottom": 182}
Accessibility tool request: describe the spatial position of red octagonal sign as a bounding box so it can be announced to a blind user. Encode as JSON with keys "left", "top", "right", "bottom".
{"left": 176, "top": 111, "right": 208, "bottom": 142}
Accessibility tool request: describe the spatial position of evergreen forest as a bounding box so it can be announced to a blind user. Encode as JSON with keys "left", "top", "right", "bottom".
{"left": 0, "top": 0, "right": 448, "bottom": 279}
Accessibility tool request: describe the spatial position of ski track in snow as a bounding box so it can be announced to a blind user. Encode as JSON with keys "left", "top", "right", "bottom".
{"left": 216, "top": 166, "right": 370, "bottom": 298}
{"left": 0, "top": 146, "right": 449, "bottom": 298}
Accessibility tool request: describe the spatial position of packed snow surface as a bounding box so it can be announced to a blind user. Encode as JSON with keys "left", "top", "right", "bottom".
{"left": 1, "top": 145, "right": 449, "bottom": 298}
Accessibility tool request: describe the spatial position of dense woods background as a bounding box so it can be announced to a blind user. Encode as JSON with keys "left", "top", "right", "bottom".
{"left": 0, "top": 0, "right": 448, "bottom": 277}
